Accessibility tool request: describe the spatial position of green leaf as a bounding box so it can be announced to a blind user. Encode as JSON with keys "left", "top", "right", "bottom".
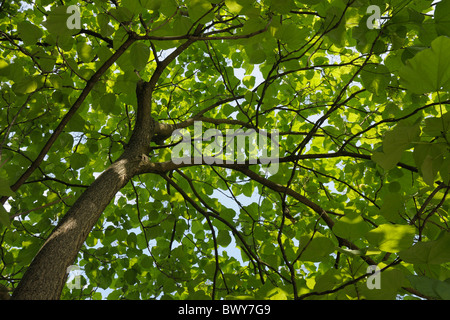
{"left": 398, "top": 36, "right": 450, "bottom": 93}
{"left": 43, "top": 6, "right": 78, "bottom": 36}
{"left": 159, "top": 0, "right": 177, "bottom": 17}
{"left": 383, "top": 121, "right": 420, "bottom": 154}
{"left": 332, "top": 212, "right": 369, "bottom": 240}
{"left": 35, "top": 51, "right": 56, "bottom": 73}
{"left": 70, "top": 153, "right": 89, "bottom": 170}
{"left": 140, "top": 255, "right": 153, "bottom": 269}
{"left": 440, "top": 156, "right": 450, "bottom": 184}
{"left": 17, "top": 21, "right": 43, "bottom": 45}
{"left": 372, "top": 121, "right": 420, "bottom": 170}
{"left": 225, "top": 0, "right": 250, "bottom": 14}
{"left": 0, "top": 59, "right": 8, "bottom": 77}
{"left": 130, "top": 42, "right": 150, "bottom": 70}
{"left": 66, "top": 113, "right": 87, "bottom": 133}
{"left": 399, "top": 232, "right": 450, "bottom": 265}
{"left": 12, "top": 77, "right": 40, "bottom": 95}
{"left": 414, "top": 143, "right": 445, "bottom": 185}
{"left": 100, "top": 93, "right": 119, "bottom": 115}
{"left": 275, "top": 22, "right": 306, "bottom": 50}
{"left": 366, "top": 224, "right": 415, "bottom": 253}
{"left": 217, "top": 230, "right": 232, "bottom": 247}
{"left": 314, "top": 269, "right": 341, "bottom": 292}
{"left": 422, "top": 112, "right": 450, "bottom": 137}
{"left": 124, "top": 268, "right": 137, "bottom": 285}
{"left": 360, "top": 64, "right": 391, "bottom": 96}
{"left": 126, "top": 234, "right": 136, "bottom": 250}
{"left": 323, "top": 7, "right": 347, "bottom": 47}
{"left": 371, "top": 150, "right": 404, "bottom": 171}
{"left": 244, "top": 42, "right": 266, "bottom": 65}
{"left": 379, "top": 192, "right": 405, "bottom": 222}
{"left": 109, "top": 7, "right": 133, "bottom": 24}
{"left": 76, "top": 42, "right": 95, "bottom": 63}
{"left": 242, "top": 75, "right": 255, "bottom": 89}
{"left": 140, "top": 0, "right": 162, "bottom": 11}
{"left": 121, "top": 0, "right": 144, "bottom": 15}
{"left": 269, "top": 0, "right": 296, "bottom": 14}
{"left": 298, "top": 233, "right": 335, "bottom": 262}
{"left": 188, "top": 0, "right": 214, "bottom": 23}
{"left": 421, "top": 154, "right": 442, "bottom": 185}
{"left": 0, "top": 178, "right": 15, "bottom": 197}
{"left": 0, "top": 205, "right": 10, "bottom": 227}
{"left": 173, "top": 16, "right": 193, "bottom": 36}
{"left": 435, "top": 0, "right": 450, "bottom": 37}
{"left": 361, "top": 268, "right": 405, "bottom": 300}
{"left": 407, "top": 275, "right": 450, "bottom": 300}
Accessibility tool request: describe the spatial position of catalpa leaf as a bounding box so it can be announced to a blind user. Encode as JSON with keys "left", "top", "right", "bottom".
{"left": 332, "top": 212, "right": 369, "bottom": 240}
{"left": 43, "top": 5, "right": 79, "bottom": 36}
{"left": 399, "top": 232, "right": 450, "bottom": 265}
{"left": 297, "top": 233, "right": 335, "bottom": 262}
{"left": 360, "top": 64, "right": 391, "bottom": 96}
{"left": 130, "top": 42, "right": 150, "bottom": 70}
{"left": 407, "top": 275, "right": 450, "bottom": 300}
{"left": 0, "top": 178, "right": 15, "bottom": 197}
{"left": 0, "top": 205, "right": 10, "bottom": 227}
{"left": 17, "top": 21, "right": 43, "bottom": 45}
{"left": 372, "top": 121, "right": 420, "bottom": 170}
{"left": 399, "top": 36, "right": 450, "bottom": 93}
{"left": 366, "top": 224, "right": 415, "bottom": 253}
{"left": 435, "top": 0, "right": 450, "bottom": 37}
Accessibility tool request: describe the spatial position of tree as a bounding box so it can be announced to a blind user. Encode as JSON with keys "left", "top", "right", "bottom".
{"left": 0, "top": 0, "right": 449, "bottom": 300}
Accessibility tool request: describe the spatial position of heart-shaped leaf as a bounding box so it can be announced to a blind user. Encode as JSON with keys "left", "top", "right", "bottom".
{"left": 399, "top": 36, "right": 450, "bottom": 93}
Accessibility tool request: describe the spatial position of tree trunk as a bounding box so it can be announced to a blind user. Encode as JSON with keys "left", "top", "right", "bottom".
{"left": 11, "top": 155, "right": 143, "bottom": 299}
{"left": 11, "top": 35, "right": 196, "bottom": 299}
{"left": 11, "top": 79, "right": 154, "bottom": 299}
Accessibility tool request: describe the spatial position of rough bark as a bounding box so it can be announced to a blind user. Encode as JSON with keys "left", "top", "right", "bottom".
{"left": 11, "top": 80, "right": 152, "bottom": 299}
{"left": 11, "top": 35, "right": 196, "bottom": 299}
{"left": 11, "top": 155, "right": 143, "bottom": 299}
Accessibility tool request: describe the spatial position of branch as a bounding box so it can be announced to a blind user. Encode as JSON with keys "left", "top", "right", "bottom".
{"left": 75, "top": 28, "right": 113, "bottom": 47}
{"left": 340, "top": 100, "right": 450, "bottom": 151}
{"left": 0, "top": 93, "right": 36, "bottom": 160}
{"left": 135, "top": 24, "right": 270, "bottom": 42}
{"left": 410, "top": 183, "right": 447, "bottom": 226}
{"left": 418, "top": 185, "right": 449, "bottom": 237}
{"left": 9, "top": 196, "right": 72, "bottom": 220}
{"left": 139, "top": 149, "right": 418, "bottom": 177}
{"left": 1, "top": 35, "right": 137, "bottom": 205}
{"left": 127, "top": 25, "right": 203, "bottom": 154}
{"left": 152, "top": 95, "right": 245, "bottom": 143}
{"left": 297, "top": 259, "right": 401, "bottom": 300}
{"left": 139, "top": 157, "right": 377, "bottom": 265}
{"left": 290, "top": 10, "right": 324, "bottom": 18}
{"left": 283, "top": 150, "right": 418, "bottom": 173}
{"left": 163, "top": 171, "right": 290, "bottom": 284}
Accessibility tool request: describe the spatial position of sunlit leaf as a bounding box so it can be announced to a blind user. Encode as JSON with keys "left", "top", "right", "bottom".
{"left": 332, "top": 212, "right": 369, "bottom": 240}
{"left": 1, "top": 0, "right": 448, "bottom": 302}
{"left": 399, "top": 36, "right": 450, "bottom": 93}
{"left": 366, "top": 224, "right": 415, "bottom": 253}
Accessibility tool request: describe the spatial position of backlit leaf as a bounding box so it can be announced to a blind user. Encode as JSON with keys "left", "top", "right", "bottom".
{"left": 366, "top": 224, "right": 415, "bottom": 253}
{"left": 0, "top": 205, "right": 10, "bottom": 227}
{"left": 399, "top": 232, "right": 450, "bottom": 265}
{"left": 332, "top": 212, "right": 369, "bottom": 240}
{"left": 130, "top": 42, "right": 150, "bottom": 70}
{"left": 399, "top": 36, "right": 450, "bottom": 93}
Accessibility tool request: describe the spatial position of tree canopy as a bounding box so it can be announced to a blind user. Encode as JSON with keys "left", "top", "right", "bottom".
{"left": 0, "top": 0, "right": 449, "bottom": 300}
